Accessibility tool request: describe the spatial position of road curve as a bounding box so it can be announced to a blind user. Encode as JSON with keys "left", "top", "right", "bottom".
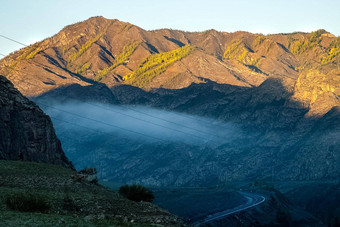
{"left": 194, "top": 192, "right": 266, "bottom": 226}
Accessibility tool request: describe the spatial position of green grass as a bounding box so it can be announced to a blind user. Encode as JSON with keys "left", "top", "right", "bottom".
{"left": 0, "top": 160, "right": 177, "bottom": 226}
{"left": 0, "top": 211, "right": 147, "bottom": 226}
{"left": 6, "top": 192, "right": 51, "bottom": 213}
{"left": 0, "top": 160, "right": 74, "bottom": 177}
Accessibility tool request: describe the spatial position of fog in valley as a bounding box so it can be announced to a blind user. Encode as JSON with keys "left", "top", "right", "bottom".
{"left": 41, "top": 101, "right": 240, "bottom": 147}
{"left": 36, "top": 100, "right": 247, "bottom": 185}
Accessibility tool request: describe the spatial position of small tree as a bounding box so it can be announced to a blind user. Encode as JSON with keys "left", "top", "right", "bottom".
{"left": 119, "top": 184, "right": 154, "bottom": 202}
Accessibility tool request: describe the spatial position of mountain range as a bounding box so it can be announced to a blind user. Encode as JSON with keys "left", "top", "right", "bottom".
{"left": 0, "top": 16, "right": 339, "bottom": 185}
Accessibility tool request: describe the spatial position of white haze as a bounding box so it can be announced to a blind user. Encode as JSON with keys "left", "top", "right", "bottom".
{"left": 41, "top": 101, "right": 241, "bottom": 146}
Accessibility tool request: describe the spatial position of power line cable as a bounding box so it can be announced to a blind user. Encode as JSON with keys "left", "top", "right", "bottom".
{"left": 20, "top": 78, "right": 218, "bottom": 142}
{"left": 0, "top": 34, "right": 228, "bottom": 144}
{"left": 37, "top": 101, "right": 168, "bottom": 143}
{"left": 19, "top": 77, "right": 225, "bottom": 143}
{"left": 0, "top": 34, "right": 229, "bottom": 136}
{"left": 119, "top": 104, "right": 229, "bottom": 139}
{"left": 78, "top": 101, "right": 215, "bottom": 141}
{"left": 0, "top": 34, "right": 28, "bottom": 47}
{"left": 50, "top": 116, "right": 108, "bottom": 135}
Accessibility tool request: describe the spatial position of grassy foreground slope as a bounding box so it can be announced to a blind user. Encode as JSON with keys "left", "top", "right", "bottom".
{"left": 0, "top": 160, "right": 183, "bottom": 226}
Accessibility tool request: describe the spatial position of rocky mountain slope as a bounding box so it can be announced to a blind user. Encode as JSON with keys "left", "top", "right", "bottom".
{"left": 0, "top": 16, "right": 339, "bottom": 185}
{"left": 0, "top": 17, "right": 337, "bottom": 97}
{"left": 0, "top": 75, "right": 72, "bottom": 168}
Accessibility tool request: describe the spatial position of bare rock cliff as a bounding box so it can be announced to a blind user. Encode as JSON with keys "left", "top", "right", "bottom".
{"left": 0, "top": 75, "right": 72, "bottom": 168}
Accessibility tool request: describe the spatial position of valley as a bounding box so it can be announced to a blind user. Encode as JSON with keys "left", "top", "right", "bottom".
{"left": 0, "top": 15, "right": 339, "bottom": 226}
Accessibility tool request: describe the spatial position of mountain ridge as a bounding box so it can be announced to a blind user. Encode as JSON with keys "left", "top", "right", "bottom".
{"left": 0, "top": 16, "right": 339, "bottom": 185}
{"left": 1, "top": 17, "right": 337, "bottom": 99}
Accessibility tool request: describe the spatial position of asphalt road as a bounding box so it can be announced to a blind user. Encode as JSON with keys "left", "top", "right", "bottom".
{"left": 194, "top": 191, "right": 266, "bottom": 226}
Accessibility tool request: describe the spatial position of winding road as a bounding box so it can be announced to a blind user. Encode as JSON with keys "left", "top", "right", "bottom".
{"left": 194, "top": 192, "right": 266, "bottom": 226}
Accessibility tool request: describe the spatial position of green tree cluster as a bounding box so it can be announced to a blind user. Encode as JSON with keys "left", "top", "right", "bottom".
{"left": 223, "top": 40, "right": 244, "bottom": 59}
{"left": 25, "top": 44, "right": 42, "bottom": 60}
{"left": 290, "top": 29, "right": 326, "bottom": 54}
{"left": 1, "top": 42, "right": 42, "bottom": 75}
{"left": 224, "top": 41, "right": 259, "bottom": 66}
{"left": 75, "top": 62, "right": 91, "bottom": 75}
{"left": 321, "top": 37, "right": 340, "bottom": 65}
{"left": 253, "top": 35, "right": 266, "bottom": 47}
{"left": 123, "top": 44, "right": 192, "bottom": 87}
{"left": 95, "top": 41, "right": 139, "bottom": 81}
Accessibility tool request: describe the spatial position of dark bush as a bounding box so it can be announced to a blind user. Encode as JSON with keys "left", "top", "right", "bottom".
{"left": 6, "top": 192, "right": 50, "bottom": 213}
{"left": 119, "top": 184, "right": 154, "bottom": 202}
{"left": 78, "top": 167, "right": 97, "bottom": 175}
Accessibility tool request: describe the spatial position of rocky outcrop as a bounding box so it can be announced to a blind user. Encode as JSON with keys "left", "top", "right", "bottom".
{"left": 0, "top": 75, "right": 72, "bottom": 168}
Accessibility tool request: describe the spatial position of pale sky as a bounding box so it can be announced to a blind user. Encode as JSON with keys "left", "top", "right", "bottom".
{"left": 1, "top": 0, "right": 339, "bottom": 58}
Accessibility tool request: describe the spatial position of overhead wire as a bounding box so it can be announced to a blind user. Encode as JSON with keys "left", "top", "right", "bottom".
{"left": 0, "top": 34, "right": 229, "bottom": 144}
{"left": 0, "top": 34, "right": 28, "bottom": 47}
{"left": 37, "top": 102, "right": 168, "bottom": 143}
{"left": 64, "top": 101, "right": 210, "bottom": 141}
{"left": 20, "top": 78, "right": 220, "bottom": 143}
{"left": 24, "top": 76, "right": 228, "bottom": 143}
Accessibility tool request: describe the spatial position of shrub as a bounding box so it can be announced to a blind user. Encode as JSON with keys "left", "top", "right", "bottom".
{"left": 6, "top": 192, "right": 50, "bottom": 213}
{"left": 78, "top": 167, "right": 97, "bottom": 175}
{"left": 119, "top": 184, "right": 154, "bottom": 202}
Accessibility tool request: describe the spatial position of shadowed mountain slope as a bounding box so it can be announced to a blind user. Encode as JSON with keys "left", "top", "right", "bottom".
{"left": 0, "top": 75, "right": 72, "bottom": 168}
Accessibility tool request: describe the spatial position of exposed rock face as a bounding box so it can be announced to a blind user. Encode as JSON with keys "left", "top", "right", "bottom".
{"left": 0, "top": 75, "right": 72, "bottom": 168}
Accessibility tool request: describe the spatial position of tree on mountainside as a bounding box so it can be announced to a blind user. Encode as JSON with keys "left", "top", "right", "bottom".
{"left": 119, "top": 184, "right": 154, "bottom": 202}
